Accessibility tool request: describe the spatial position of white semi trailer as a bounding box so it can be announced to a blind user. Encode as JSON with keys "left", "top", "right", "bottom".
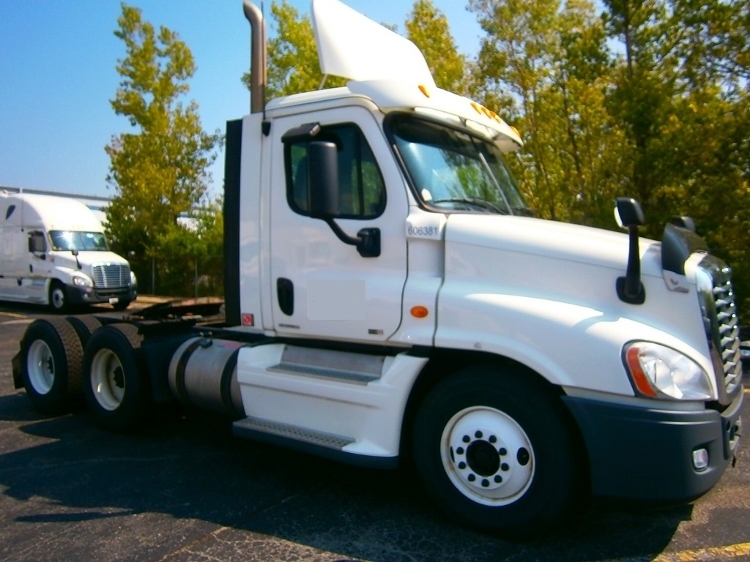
{"left": 11, "top": 0, "right": 742, "bottom": 538}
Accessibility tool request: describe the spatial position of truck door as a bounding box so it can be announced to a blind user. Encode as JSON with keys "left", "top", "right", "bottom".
{"left": 269, "top": 106, "right": 408, "bottom": 342}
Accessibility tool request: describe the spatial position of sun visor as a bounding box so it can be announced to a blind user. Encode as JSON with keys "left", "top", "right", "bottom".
{"left": 311, "top": 0, "right": 435, "bottom": 86}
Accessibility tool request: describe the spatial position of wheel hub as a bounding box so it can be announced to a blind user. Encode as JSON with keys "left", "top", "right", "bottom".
{"left": 466, "top": 438, "right": 501, "bottom": 477}
{"left": 91, "top": 349, "right": 126, "bottom": 411}
{"left": 442, "top": 406, "right": 535, "bottom": 506}
{"left": 27, "top": 340, "right": 55, "bottom": 394}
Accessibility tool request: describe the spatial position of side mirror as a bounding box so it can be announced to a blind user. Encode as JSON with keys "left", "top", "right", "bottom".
{"left": 614, "top": 197, "right": 645, "bottom": 228}
{"left": 306, "top": 140, "right": 380, "bottom": 258}
{"left": 614, "top": 197, "right": 645, "bottom": 304}
{"left": 308, "top": 140, "right": 340, "bottom": 219}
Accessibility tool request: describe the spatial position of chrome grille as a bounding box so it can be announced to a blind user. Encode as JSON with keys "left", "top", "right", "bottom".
{"left": 92, "top": 264, "right": 130, "bottom": 289}
{"left": 696, "top": 255, "right": 743, "bottom": 403}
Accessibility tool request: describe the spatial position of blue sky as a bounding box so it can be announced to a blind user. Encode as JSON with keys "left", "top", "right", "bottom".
{"left": 0, "top": 0, "right": 483, "bottom": 199}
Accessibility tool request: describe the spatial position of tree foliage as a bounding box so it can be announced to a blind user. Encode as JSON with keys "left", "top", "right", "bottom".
{"left": 105, "top": 3, "right": 223, "bottom": 296}
{"left": 405, "top": 1, "right": 468, "bottom": 94}
{"left": 470, "top": 0, "right": 750, "bottom": 311}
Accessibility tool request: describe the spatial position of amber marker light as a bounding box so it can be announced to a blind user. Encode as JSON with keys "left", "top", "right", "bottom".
{"left": 625, "top": 346, "right": 658, "bottom": 397}
{"left": 410, "top": 306, "right": 429, "bottom": 318}
{"left": 418, "top": 84, "right": 431, "bottom": 98}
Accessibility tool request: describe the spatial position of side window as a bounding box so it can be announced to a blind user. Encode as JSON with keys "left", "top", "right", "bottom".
{"left": 285, "top": 124, "right": 386, "bottom": 219}
{"left": 28, "top": 231, "right": 46, "bottom": 253}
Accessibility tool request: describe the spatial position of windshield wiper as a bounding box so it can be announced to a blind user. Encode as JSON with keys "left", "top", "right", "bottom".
{"left": 431, "top": 197, "right": 509, "bottom": 214}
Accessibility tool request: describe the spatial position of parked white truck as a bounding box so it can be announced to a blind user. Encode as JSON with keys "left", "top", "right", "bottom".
{"left": 0, "top": 192, "right": 137, "bottom": 311}
{"left": 11, "top": 0, "right": 743, "bottom": 538}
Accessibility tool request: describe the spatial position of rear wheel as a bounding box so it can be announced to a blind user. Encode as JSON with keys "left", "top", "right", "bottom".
{"left": 83, "top": 324, "right": 150, "bottom": 431}
{"left": 21, "top": 318, "right": 82, "bottom": 414}
{"left": 412, "top": 366, "right": 586, "bottom": 539}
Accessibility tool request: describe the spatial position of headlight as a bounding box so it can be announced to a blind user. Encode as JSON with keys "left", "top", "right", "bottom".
{"left": 623, "top": 342, "right": 715, "bottom": 400}
{"left": 130, "top": 271, "right": 137, "bottom": 285}
{"left": 72, "top": 275, "right": 93, "bottom": 288}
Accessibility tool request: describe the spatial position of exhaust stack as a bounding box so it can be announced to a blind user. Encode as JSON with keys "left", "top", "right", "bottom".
{"left": 243, "top": 1, "right": 267, "bottom": 114}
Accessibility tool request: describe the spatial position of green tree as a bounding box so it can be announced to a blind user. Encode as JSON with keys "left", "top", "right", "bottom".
{"left": 405, "top": 0, "right": 468, "bottom": 93}
{"left": 151, "top": 200, "right": 225, "bottom": 297}
{"left": 471, "top": 0, "right": 627, "bottom": 226}
{"left": 105, "top": 3, "right": 223, "bottom": 295}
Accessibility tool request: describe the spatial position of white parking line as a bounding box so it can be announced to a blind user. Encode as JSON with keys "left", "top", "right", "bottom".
{"left": 0, "top": 311, "right": 27, "bottom": 319}
{"left": 651, "top": 542, "right": 750, "bottom": 561}
{"left": 592, "top": 541, "right": 750, "bottom": 562}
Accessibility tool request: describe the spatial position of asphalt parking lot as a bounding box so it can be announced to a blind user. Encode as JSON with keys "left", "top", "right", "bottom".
{"left": 1, "top": 302, "right": 750, "bottom": 562}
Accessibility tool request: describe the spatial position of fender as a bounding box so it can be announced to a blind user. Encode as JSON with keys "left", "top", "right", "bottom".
{"left": 434, "top": 288, "right": 717, "bottom": 398}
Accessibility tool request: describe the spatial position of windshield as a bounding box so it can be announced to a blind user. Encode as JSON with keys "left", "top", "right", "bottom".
{"left": 49, "top": 230, "right": 109, "bottom": 252}
{"left": 390, "top": 115, "right": 530, "bottom": 215}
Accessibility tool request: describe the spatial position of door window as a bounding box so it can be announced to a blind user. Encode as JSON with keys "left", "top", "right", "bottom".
{"left": 284, "top": 124, "right": 386, "bottom": 219}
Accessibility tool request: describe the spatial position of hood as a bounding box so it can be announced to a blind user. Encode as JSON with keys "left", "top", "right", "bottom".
{"left": 51, "top": 251, "right": 129, "bottom": 271}
{"left": 444, "top": 214, "right": 662, "bottom": 278}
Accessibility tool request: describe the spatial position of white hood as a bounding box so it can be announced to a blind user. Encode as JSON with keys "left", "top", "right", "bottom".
{"left": 444, "top": 214, "right": 662, "bottom": 278}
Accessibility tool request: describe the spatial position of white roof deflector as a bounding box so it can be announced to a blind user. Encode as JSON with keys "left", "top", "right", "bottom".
{"left": 311, "top": 0, "right": 435, "bottom": 86}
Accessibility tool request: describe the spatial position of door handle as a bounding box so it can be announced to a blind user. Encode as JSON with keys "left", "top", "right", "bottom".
{"left": 277, "top": 278, "right": 294, "bottom": 316}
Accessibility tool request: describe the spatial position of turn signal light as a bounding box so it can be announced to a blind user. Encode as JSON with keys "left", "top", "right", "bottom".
{"left": 410, "top": 306, "right": 429, "bottom": 318}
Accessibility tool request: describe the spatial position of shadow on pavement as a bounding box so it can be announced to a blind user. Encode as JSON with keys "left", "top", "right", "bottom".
{"left": 0, "top": 402, "right": 691, "bottom": 562}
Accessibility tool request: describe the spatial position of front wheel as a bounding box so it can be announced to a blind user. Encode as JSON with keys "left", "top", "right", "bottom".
{"left": 412, "top": 366, "right": 586, "bottom": 539}
{"left": 49, "top": 281, "right": 68, "bottom": 313}
{"left": 111, "top": 300, "right": 131, "bottom": 311}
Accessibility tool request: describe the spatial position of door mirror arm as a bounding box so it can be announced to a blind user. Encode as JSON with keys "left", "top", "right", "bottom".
{"left": 324, "top": 220, "right": 380, "bottom": 258}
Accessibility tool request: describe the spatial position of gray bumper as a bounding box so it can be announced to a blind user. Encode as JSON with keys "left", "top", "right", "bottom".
{"left": 66, "top": 284, "right": 138, "bottom": 306}
{"left": 563, "top": 390, "right": 743, "bottom": 503}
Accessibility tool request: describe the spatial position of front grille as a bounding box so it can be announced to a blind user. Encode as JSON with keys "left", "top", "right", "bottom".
{"left": 92, "top": 263, "right": 130, "bottom": 289}
{"left": 696, "top": 255, "right": 743, "bottom": 404}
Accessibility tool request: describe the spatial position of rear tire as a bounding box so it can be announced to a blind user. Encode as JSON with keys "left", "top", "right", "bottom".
{"left": 83, "top": 323, "right": 150, "bottom": 431}
{"left": 412, "top": 366, "right": 586, "bottom": 539}
{"left": 65, "top": 315, "right": 102, "bottom": 396}
{"left": 21, "top": 318, "right": 82, "bottom": 414}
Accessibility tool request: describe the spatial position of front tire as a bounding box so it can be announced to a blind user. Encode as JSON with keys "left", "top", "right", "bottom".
{"left": 20, "top": 318, "right": 82, "bottom": 414}
{"left": 49, "top": 281, "right": 68, "bottom": 313}
{"left": 412, "top": 366, "right": 586, "bottom": 539}
{"left": 83, "top": 324, "right": 150, "bottom": 431}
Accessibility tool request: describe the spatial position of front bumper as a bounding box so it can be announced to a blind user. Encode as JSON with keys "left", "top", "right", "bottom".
{"left": 66, "top": 284, "right": 138, "bottom": 306}
{"left": 563, "top": 389, "right": 743, "bottom": 503}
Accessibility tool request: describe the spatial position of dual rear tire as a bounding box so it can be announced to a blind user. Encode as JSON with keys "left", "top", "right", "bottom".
{"left": 20, "top": 318, "right": 149, "bottom": 431}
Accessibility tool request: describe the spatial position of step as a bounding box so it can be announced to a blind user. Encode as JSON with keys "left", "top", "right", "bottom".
{"left": 233, "top": 416, "right": 354, "bottom": 450}
{"left": 267, "top": 344, "right": 385, "bottom": 385}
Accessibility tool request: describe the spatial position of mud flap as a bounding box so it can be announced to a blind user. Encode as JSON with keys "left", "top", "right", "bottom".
{"left": 11, "top": 348, "right": 22, "bottom": 389}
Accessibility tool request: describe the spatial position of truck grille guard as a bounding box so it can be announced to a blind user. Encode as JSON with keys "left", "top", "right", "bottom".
{"left": 696, "top": 255, "right": 743, "bottom": 405}
{"left": 92, "top": 263, "right": 131, "bottom": 289}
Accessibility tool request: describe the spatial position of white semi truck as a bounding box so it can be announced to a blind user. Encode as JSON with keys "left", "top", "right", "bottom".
{"left": 11, "top": 0, "right": 743, "bottom": 538}
{"left": 0, "top": 192, "right": 137, "bottom": 312}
